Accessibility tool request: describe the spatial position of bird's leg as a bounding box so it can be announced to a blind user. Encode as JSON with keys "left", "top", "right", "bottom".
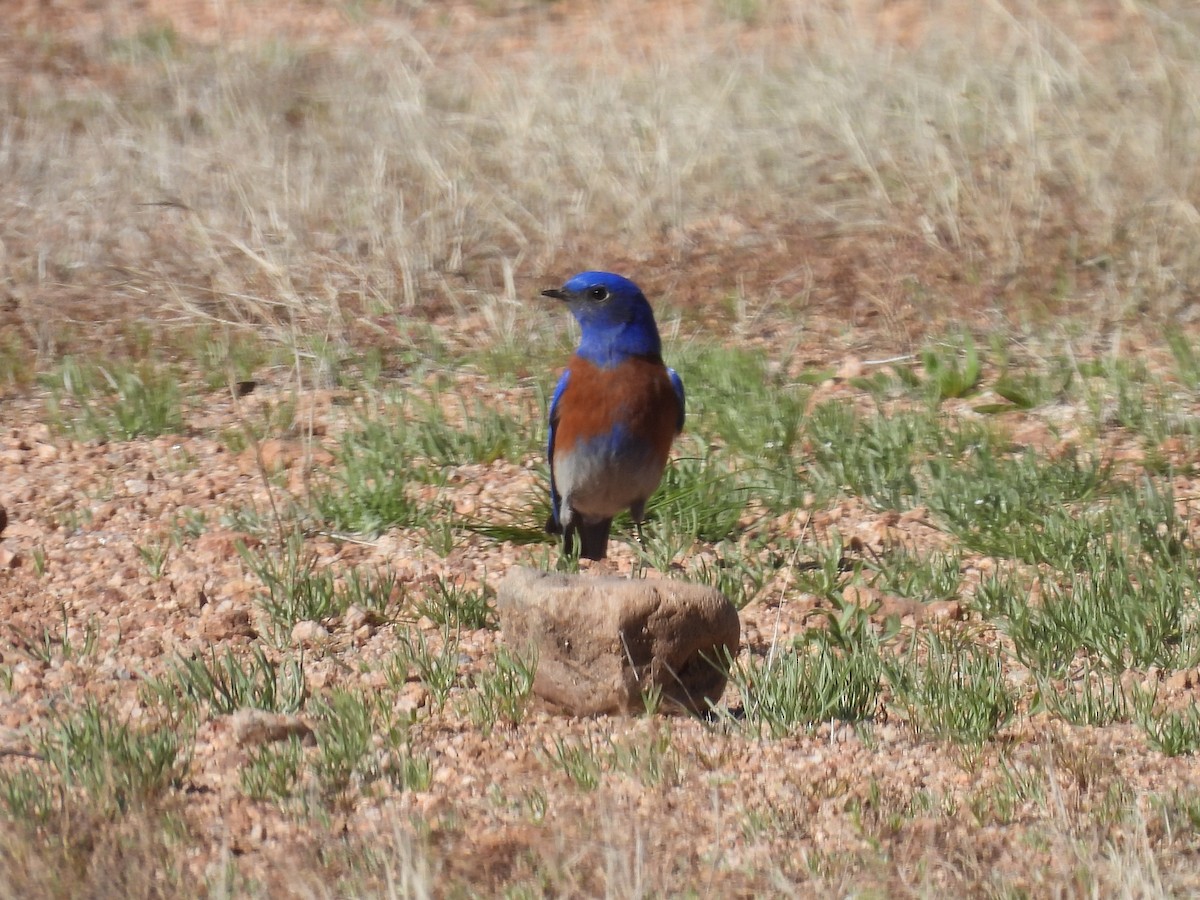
{"left": 630, "top": 500, "right": 648, "bottom": 550}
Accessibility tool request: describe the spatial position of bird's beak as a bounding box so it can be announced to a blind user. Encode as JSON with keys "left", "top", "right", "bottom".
{"left": 541, "top": 288, "right": 566, "bottom": 301}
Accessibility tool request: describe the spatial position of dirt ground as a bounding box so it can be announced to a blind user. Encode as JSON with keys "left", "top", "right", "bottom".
{"left": 4, "top": 1, "right": 1200, "bottom": 896}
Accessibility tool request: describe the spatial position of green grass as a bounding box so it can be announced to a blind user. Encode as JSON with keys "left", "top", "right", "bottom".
{"left": 240, "top": 535, "right": 400, "bottom": 636}
{"left": 805, "top": 402, "right": 933, "bottom": 510}
{"left": 310, "top": 420, "right": 430, "bottom": 536}
{"left": 0, "top": 700, "right": 185, "bottom": 823}
{"left": 9, "top": 2, "right": 1200, "bottom": 893}
{"left": 413, "top": 575, "right": 497, "bottom": 630}
{"left": 728, "top": 625, "right": 887, "bottom": 738}
{"left": 43, "top": 357, "right": 185, "bottom": 441}
{"left": 885, "top": 633, "right": 1016, "bottom": 745}
{"left": 144, "top": 645, "right": 307, "bottom": 720}
{"left": 465, "top": 645, "right": 537, "bottom": 734}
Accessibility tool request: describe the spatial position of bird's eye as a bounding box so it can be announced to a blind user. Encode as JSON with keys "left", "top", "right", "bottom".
{"left": 588, "top": 286, "right": 609, "bottom": 302}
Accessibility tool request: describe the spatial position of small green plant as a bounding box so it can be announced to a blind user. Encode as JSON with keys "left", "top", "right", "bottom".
{"left": 147, "top": 645, "right": 307, "bottom": 719}
{"left": 38, "top": 700, "right": 184, "bottom": 816}
{"left": 1141, "top": 703, "right": 1200, "bottom": 757}
{"left": 789, "top": 531, "right": 857, "bottom": 602}
{"left": 312, "top": 688, "right": 376, "bottom": 794}
{"left": 1168, "top": 332, "right": 1200, "bottom": 390}
{"left": 864, "top": 544, "right": 961, "bottom": 603}
{"left": 990, "top": 541, "right": 1194, "bottom": 676}
{"left": 805, "top": 403, "right": 931, "bottom": 510}
{"left": 44, "top": 357, "right": 185, "bottom": 441}
{"left": 644, "top": 449, "right": 750, "bottom": 543}
{"left": 975, "top": 353, "right": 1075, "bottom": 413}
{"left": 729, "top": 632, "right": 885, "bottom": 739}
{"left": 606, "top": 725, "right": 680, "bottom": 788}
{"left": 310, "top": 688, "right": 427, "bottom": 797}
{"left": 685, "top": 540, "right": 776, "bottom": 609}
{"left": 901, "top": 334, "right": 983, "bottom": 405}
{"left": 1034, "top": 668, "right": 1139, "bottom": 727}
{"left": 886, "top": 633, "right": 1015, "bottom": 744}
{"left": 241, "top": 537, "right": 398, "bottom": 635}
{"left": 676, "top": 345, "right": 807, "bottom": 469}
{"left": 409, "top": 395, "right": 537, "bottom": 467}
{"left": 967, "top": 758, "right": 1047, "bottom": 826}
{"left": 465, "top": 646, "right": 537, "bottom": 734}
{"left": 240, "top": 735, "right": 306, "bottom": 802}
{"left": 545, "top": 735, "right": 603, "bottom": 791}
{"left": 30, "top": 547, "right": 47, "bottom": 577}
{"left": 392, "top": 627, "right": 460, "bottom": 710}
{"left": 805, "top": 590, "right": 901, "bottom": 654}
{"left": 926, "top": 444, "right": 1110, "bottom": 564}
{"left": 414, "top": 576, "right": 496, "bottom": 630}
{"left": 136, "top": 540, "right": 171, "bottom": 579}
{"left": 11, "top": 607, "right": 100, "bottom": 665}
{"left": 311, "top": 419, "right": 427, "bottom": 536}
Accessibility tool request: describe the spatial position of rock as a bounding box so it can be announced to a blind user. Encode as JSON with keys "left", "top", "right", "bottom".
{"left": 229, "top": 709, "right": 314, "bottom": 747}
{"left": 836, "top": 355, "right": 864, "bottom": 380}
{"left": 196, "top": 530, "right": 261, "bottom": 558}
{"left": 199, "top": 600, "right": 257, "bottom": 641}
{"left": 496, "top": 567, "right": 740, "bottom": 716}
{"left": 291, "top": 620, "right": 330, "bottom": 646}
{"left": 395, "top": 682, "right": 428, "bottom": 718}
{"left": 0, "top": 504, "right": 7, "bottom": 537}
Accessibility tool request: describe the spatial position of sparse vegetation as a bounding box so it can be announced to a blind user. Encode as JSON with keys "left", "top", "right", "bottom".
{"left": 5, "top": 1, "right": 1200, "bottom": 896}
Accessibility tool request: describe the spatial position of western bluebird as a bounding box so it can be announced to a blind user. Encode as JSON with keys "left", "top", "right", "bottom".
{"left": 543, "top": 271, "right": 685, "bottom": 560}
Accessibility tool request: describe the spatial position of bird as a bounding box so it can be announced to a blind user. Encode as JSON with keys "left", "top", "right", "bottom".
{"left": 543, "top": 271, "right": 685, "bottom": 560}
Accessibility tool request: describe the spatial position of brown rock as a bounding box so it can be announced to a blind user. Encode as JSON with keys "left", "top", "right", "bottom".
{"left": 496, "top": 567, "right": 740, "bottom": 716}
{"left": 199, "top": 600, "right": 257, "bottom": 641}
{"left": 229, "top": 709, "right": 314, "bottom": 747}
{"left": 291, "top": 620, "right": 330, "bottom": 646}
{"left": 0, "top": 504, "right": 7, "bottom": 537}
{"left": 196, "top": 530, "right": 261, "bottom": 559}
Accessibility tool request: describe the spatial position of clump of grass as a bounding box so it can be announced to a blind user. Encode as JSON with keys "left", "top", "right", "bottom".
{"left": 1034, "top": 667, "right": 1140, "bottom": 727}
{"left": 1141, "top": 704, "right": 1200, "bottom": 757}
{"left": 897, "top": 333, "right": 983, "bottom": 406}
{"left": 684, "top": 537, "right": 780, "bottom": 609}
{"left": 413, "top": 575, "right": 496, "bottom": 630}
{"left": 144, "top": 645, "right": 307, "bottom": 721}
{"left": 645, "top": 449, "right": 751, "bottom": 543}
{"left": 864, "top": 544, "right": 961, "bottom": 603}
{"left": 240, "top": 536, "right": 399, "bottom": 635}
{"left": 985, "top": 542, "right": 1193, "bottom": 676}
{"left": 886, "top": 633, "right": 1016, "bottom": 745}
{"left": 805, "top": 403, "right": 933, "bottom": 510}
{"left": 386, "top": 626, "right": 460, "bottom": 712}
{"left": 43, "top": 357, "right": 184, "bottom": 441}
{"left": 311, "top": 689, "right": 429, "bottom": 797}
{"left": 926, "top": 444, "right": 1111, "bottom": 564}
{"left": 310, "top": 420, "right": 428, "bottom": 536}
{"left": 240, "top": 735, "right": 306, "bottom": 803}
{"left": 729, "top": 603, "right": 890, "bottom": 738}
{"left": 465, "top": 646, "right": 537, "bottom": 734}
{"left": 0, "top": 700, "right": 185, "bottom": 823}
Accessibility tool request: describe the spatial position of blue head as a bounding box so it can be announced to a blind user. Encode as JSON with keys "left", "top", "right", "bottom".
{"left": 542, "top": 271, "right": 662, "bottom": 367}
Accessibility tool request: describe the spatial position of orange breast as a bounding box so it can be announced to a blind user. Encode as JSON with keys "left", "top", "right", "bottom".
{"left": 554, "top": 355, "right": 681, "bottom": 465}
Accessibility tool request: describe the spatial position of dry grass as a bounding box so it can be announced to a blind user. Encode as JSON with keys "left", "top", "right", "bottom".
{"left": 6, "top": 2, "right": 1200, "bottom": 898}
{"left": 3, "top": 1, "right": 1199, "bottom": 357}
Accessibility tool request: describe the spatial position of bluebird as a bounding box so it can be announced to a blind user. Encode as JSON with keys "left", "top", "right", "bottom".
{"left": 543, "top": 271, "right": 685, "bottom": 560}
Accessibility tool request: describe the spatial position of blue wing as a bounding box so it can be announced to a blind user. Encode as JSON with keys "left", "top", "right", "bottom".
{"left": 668, "top": 367, "right": 685, "bottom": 433}
{"left": 546, "top": 370, "right": 571, "bottom": 526}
